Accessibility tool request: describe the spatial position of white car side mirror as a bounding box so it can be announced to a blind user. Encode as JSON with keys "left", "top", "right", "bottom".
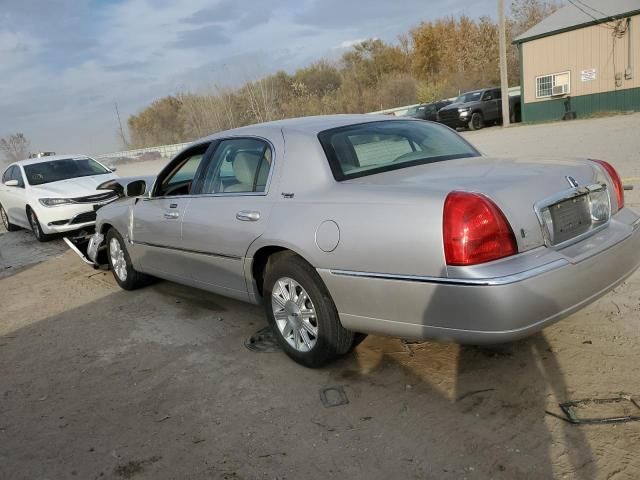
{"left": 4, "top": 180, "right": 19, "bottom": 187}
{"left": 108, "top": 166, "right": 118, "bottom": 172}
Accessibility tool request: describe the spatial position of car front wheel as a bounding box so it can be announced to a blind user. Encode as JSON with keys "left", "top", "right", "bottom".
{"left": 27, "top": 208, "right": 52, "bottom": 242}
{"left": 468, "top": 112, "right": 484, "bottom": 130}
{"left": 263, "top": 252, "right": 354, "bottom": 368}
{"left": 106, "top": 228, "right": 153, "bottom": 290}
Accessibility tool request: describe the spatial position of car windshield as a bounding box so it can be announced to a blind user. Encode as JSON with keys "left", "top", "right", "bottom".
{"left": 23, "top": 158, "right": 110, "bottom": 186}
{"left": 455, "top": 91, "right": 482, "bottom": 103}
{"left": 318, "top": 120, "right": 479, "bottom": 181}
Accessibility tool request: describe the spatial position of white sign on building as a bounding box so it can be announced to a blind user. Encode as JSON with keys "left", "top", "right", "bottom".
{"left": 581, "top": 68, "right": 597, "bottom": 81}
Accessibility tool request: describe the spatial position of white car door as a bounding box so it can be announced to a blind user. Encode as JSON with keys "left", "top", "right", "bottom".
{"left": 0, "top": 165, "right": 29, "bottom": 227}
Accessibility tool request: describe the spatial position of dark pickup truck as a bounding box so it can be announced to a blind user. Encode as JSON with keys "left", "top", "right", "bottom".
{"left": 437, "top": 88, "right": 521, "bottom": 130}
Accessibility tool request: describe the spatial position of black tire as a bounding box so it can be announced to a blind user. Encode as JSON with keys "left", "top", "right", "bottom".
{"left": 0, "top": 203, "right": 20, "bottom": 231}
{"left": 263, "top": 252, "right": 354, "bottom": 368}
{"left": 106, "top": 228, "right": 153, "bottom": 290}
{"left": 468, "top": 112, "right": 484, "bottom": 131}
{"left": 27, "top": 207, "right": 52, "bottom": 242}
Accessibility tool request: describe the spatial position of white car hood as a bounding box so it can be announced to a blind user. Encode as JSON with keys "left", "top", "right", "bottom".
{"left": 30, "top": 173, "right": 118, "bottom": 198}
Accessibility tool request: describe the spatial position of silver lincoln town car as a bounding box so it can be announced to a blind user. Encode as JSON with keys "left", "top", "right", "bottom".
{"left": 83, "top": 115, "right": 640, "bottom": 367}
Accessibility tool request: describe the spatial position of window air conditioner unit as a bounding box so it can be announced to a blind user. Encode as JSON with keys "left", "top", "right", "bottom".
{"left": 552, "top": 84, "right": 568, "bottom": 96}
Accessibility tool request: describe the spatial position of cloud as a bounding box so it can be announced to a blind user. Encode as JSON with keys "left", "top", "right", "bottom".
{"left": 183, "top": 0, "right": 243, "bottom": 24}
{"left": 336, "top": 38, "right": 369, "bottom": 49}
{"left": 173, "top": 25, "right": 231, "bottom": 48}
{"left": 0, "top": 0, "right": 495, "bottom": 154}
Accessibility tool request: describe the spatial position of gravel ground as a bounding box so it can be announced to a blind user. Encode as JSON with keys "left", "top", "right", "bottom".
{"left": 1, "top": 114, "right": 640, "bottom": 479}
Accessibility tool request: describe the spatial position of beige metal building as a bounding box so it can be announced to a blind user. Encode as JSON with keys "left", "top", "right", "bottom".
{"left": 514, "top": 0, "right": 640, "bottom": 122}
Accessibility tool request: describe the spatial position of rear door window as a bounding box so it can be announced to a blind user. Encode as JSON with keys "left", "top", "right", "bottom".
{"left": 198, "top": 138, "right": 272, "bottom": 194}
{"left": 2, "top": 166, "right": 14, "bottom": 184}
{"left": 11, "top": 166, "right": 25, "bottom": 187}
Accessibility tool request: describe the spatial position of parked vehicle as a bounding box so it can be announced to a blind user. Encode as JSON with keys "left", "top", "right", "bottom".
{"left": 80, "top": 115, "right": 639, "bottom": 367}
{"left": 0, "top": 155, "right": 119, "bottom": 241}
{"left": 437, "top": 88, "right": 521, "bottom": 130}
{"left": 411, "top": 100, "right": 453, "bottom": 121}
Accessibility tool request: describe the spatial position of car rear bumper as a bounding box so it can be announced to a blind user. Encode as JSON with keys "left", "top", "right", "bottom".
{"left": 318, "top": 209, "right": 640, "bottom": 344}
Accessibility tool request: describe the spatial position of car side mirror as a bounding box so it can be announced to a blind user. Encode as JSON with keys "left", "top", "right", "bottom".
{"left": 126, "top": 180, "right": 146, "bottom": 197}
{"left": 4, "top": 179, "right": 19, "bottom": 187}
{"left": 108, "top": 166, "right": 118, "bottom": 172}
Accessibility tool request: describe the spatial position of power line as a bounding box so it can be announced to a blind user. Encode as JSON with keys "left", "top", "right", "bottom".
{"left": 572, "top": 0, "right": 612, "bottom": 21}
{"left": 566, "top": 0, "right": 616, "bottom": 30}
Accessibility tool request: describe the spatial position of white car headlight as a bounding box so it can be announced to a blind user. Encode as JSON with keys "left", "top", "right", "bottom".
{"left": 39, "top": 198, "right": 73, "bottom": 207}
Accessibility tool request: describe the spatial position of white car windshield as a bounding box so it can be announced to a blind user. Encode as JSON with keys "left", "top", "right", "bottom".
{"left": 23, "top": 158, "right": 110, "bottom": 186}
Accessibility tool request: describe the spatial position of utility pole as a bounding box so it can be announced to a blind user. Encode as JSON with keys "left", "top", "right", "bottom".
{"left": 114, "top": 101, "right": 128, "bottom": 148}
{"left": 498, "top": 0, "right": 510, "bottom": 127}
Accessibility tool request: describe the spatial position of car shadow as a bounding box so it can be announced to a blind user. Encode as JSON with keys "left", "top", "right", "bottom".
{"left": 0, "top": 275, "right": 598, "bottom": 479}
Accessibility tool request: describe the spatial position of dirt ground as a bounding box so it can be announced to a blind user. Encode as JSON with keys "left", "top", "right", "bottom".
{"left": 1, "top": 115, "right": 640, "bottom": 479}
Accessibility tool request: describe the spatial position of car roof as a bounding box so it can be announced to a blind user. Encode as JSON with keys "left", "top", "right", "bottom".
{"left": 195, "top": 114, "right": 410, "bottom": 144}
{"left": 13, "top": 154, "right": 94, "bottom": 167}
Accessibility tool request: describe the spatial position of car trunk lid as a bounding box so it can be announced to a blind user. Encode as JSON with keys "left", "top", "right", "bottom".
{"left": 344, "top": 155, "right": 611, "bottom": 252}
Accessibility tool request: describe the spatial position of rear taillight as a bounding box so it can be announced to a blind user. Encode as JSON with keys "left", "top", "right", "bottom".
{"left": 443, "top": 191, "right": 518, "bottom": 266}
{"left": 592, "top": 159, "right": 624, "bottom": 211}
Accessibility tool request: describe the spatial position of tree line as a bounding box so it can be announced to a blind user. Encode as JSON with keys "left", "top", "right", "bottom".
{"left": 127, "top": 0, "right": 560, "bottom": 149}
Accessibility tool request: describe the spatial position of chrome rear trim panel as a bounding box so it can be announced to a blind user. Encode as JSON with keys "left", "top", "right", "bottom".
{"left": 328, "top": 259, "right": 568, "bottom": 286}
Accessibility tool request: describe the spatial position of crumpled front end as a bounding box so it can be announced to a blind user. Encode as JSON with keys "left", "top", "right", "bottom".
{"left": 86, "top": 232, "right": 105, "bottom": 264}
{"left": 63, "top": 231, "right": 107, "bottom": 267}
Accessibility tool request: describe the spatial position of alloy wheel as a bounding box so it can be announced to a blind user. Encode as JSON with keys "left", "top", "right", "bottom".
{"left": 0, "top": 207, "right": 8, "bottom": 229}
{"left": 29, "top": 210, "right": 40, "bottom": 239}
{"left": 271, "top": 277, "right": 318, "bottom": 352}
{"left": 109, "top": 237, "right": 128, "bottom": 282}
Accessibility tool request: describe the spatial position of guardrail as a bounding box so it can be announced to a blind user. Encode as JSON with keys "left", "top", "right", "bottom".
{"left": 93, "top": 142, "right": 191, "bottom": 164}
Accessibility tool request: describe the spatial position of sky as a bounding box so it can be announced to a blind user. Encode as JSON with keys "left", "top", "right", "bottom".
{"left": 0, "top": 0, "right": 495, "bottom": 155}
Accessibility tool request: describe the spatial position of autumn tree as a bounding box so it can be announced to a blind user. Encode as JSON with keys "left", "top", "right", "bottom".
{"left": 0, "top": 133, "right": 30, "bottom": 163}
{"left": 127, "top": 96, "right": 186, "bottom": 147}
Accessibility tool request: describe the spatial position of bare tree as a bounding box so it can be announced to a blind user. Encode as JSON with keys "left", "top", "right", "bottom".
{"left": 0, "top": 133, "right": 30, "bottom": 163}
{"left": 244, "top": 76, "right": 278, "bottom": 124}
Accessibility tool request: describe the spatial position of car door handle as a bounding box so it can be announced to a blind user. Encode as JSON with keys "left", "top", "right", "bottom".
{"left": 236, "top": 210, "right": 260, "bottom": 222}
{"left": 164, "top": 211, "right": 180, "bottom": 219}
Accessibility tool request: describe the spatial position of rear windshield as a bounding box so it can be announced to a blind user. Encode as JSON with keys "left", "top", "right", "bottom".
{"left": 24, "top": 158, "right": 110, "bottom": 186}
{"left": 318, "top": 120, "right": 479, "bottom": 181}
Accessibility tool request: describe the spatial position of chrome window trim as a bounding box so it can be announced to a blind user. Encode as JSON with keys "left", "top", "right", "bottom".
{"left": 132, "top": 240, "right": 242, "bottom": 261}
{"left": 533, "top": 183, "right": 611, "bottom": 249}
{"left": 328, "top": 259, "right": 569, "bottom": 286}
{"left": 143, "top": 191, "right": 269, "bottom": 202}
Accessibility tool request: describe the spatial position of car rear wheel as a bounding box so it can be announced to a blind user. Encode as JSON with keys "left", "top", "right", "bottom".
{"left": 468, "top": 112, "right": 484, "bottom": 131}
{"left": 106, "top": 228, "right": 153, "bottom": 290}
{"left": 27, "top": 207, "right": 52, "bottom": 242}
{"left": 263, "top": 252, "right": 354, "bottom": 368}
{"left": 0, "top": 203, "right": 20, "bottom": 232}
